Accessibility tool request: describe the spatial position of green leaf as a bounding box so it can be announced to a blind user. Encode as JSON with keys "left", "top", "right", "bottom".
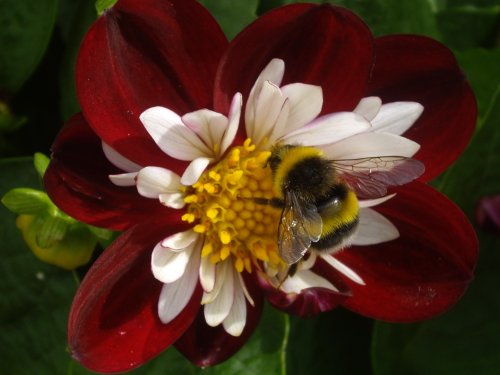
{"left": 199, "top": 0, "right": 259, "bottom": 40}
{"left": 0, "top": 158, "right": 78, "bottom": 373}
{"left": 287, "top": 309, "right": 372, "bottom": 375}
{"left": 1, "top": 188, "right": 51, "bottom": 215}
{"left": 34, "top": 152, "right": 50, "bottom": 178}
{"left": 455, "top": 48, "right": 500, "bottom": 124}
{"left": 437, "top": 5, "right": 500, "bottom": 49}
{"left": 0, "top": 0, "right": 58, "bottom": 93}
{"left": 59, "top": 0, "right": 97, "bottom": 120}
{"left": 95, "top": 0, "right": 118, "bottom": 16}
{"left": 372, "top": 50, "right": 500, "bottom": 374}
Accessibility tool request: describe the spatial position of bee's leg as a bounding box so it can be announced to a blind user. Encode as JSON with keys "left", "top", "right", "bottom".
{"left": 253, "top": 197, "right": 284, "bottom": 208}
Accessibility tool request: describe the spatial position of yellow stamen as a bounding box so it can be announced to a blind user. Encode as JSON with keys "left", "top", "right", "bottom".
{"left": 181, "top": 138, "right": 282, "bottom": 274}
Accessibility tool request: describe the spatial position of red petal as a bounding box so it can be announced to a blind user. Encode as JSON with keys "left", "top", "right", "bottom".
{"left": 368, "top": 35, "right": 477, "bottom": 181}
{"left": 76, "top": 0, "right": 227, "bottom": 167}
{"left": 214, "top": 4, "right": 373, "bottom": 121}
{"left": 44, "top": 114, "right": 174, "bottom": 231}
{"left": 175, "top": 273, "right": 263, "bottom": 367}
{"left": 337, "top": 182, "right": 478, "bottom": 322}
{"left": 257, "top": 260, "right": 350, "bottom": 317}
{"left": 68, "top": 221, "right": 200, "bottom": 373}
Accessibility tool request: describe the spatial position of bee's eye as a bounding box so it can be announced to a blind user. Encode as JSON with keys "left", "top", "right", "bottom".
{"left": 268, "top": 155, "right": 281, "bottom": 172}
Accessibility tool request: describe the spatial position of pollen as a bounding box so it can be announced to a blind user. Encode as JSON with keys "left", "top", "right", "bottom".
{"left": 182, "top": 139, "right": 283, "bottom": 273}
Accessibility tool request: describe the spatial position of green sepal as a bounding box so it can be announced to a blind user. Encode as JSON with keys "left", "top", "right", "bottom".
{"left": 35, "top": 214, "right": 69, "bottom": 248}
{"left": 88, "top": 225, "right": 114, "bottom": 240}
{"left": 95, "top": 0, "right": 118, "bottom": 16}
{"left": 33, "top": 152, "right": 50, "bottom": 178}
{"left": 1, "top": 187, "right": 51, "bottom": 215}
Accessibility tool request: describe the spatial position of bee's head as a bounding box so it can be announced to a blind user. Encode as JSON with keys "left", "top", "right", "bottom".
{"left": 268, "top": 144, "right": 299, "bottom": 173}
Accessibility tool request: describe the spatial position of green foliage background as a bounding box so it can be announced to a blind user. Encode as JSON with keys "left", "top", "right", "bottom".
{"left": 0, "top": 0, "right": 499, "bottom": 374}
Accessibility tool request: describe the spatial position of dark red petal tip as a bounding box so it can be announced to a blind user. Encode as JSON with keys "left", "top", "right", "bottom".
{"left": 338, "top": 182, "right": 478, "bottom": 322}
{"left": 69, "top": 221, "right": 198, "bottom": 373}
{"left": 369, "top": 35, "right": 477, "bottom": 181}
{"left": 257, "top": 261, "right": 351, "bottom": 317}
{"left": 175, "top": 273, "right": 264, "bottom": 367}
{"left": 77, "top": 0, "right": 228, "bottom": 168}
{"left": 215, "top": 4, "right": 373, "bottom": 117}
{"left": 44, "top": 114, "right": 174, "bottom": 231}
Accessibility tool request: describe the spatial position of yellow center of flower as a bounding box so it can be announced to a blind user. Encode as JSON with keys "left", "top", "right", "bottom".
{"left": 181, "top": 139, "right": 283, "bottom": 274}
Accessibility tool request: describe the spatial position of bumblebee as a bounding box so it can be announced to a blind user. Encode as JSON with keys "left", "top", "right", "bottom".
{"left": 263, "top": 144, "right": 424, "bottom": 268}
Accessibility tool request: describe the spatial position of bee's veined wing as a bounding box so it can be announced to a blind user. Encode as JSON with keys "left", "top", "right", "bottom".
{"left": 278, "top": 191, "right": 323, "bottom": 265}
{"left": 332, "top": 157, "right": 425, "bottom": 199}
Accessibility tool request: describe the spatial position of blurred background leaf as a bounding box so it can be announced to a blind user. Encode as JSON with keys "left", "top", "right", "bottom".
{"left": 0, "top": 0, "right": 58, "bottom": 94}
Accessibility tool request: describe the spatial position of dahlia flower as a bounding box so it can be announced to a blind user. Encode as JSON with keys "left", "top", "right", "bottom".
{"left": 44, "top": 0, "right": 478, "bottom": 372}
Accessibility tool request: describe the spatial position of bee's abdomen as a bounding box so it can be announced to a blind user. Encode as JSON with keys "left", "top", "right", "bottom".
{"left": 312, "top": 186, "right": 359, "bottom": 251}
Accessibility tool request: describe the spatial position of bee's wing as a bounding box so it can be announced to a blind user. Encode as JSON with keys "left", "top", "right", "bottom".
{"left": 332, "top": 157, "right": 425, "bottom": 199}
{"left": 278, "top": 191, "right": 323, "bottom": 265}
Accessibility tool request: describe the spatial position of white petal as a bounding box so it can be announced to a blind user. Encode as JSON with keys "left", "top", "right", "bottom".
{"left": 204, "top": 261, "right": 235, "bottom": 327}
{"left": 102, "top": 142, "right": 141, "bottom": 173}
{"left": 109, "top": 172, "right": 138, "bottom": 186}
{"left": 202, "top": 262, "right": 225, "bottom": 304}
{"left": 157, "top": 248, "right": 200, "bottom": 323}
{"left": 248, "top": 81, "right": 285, "bottom": 145}
{"left": 222, "top": 279, "right": 247, "bottom": 337}
{"left": 268, "top": 99, "right": 290, "bottom": 145}
{"left": 180, "top": 157, "right": 212, "bottom": 186}
{"left": 151, "top": 238, "right": 197, "bottom": 283}
{"left": 320, "top": 255, "right": 365, "bottom": 285}
{"left": 280, "top": 269, "right": 338, "bottom": 294}
{"left": 358, "top": 193, "right": 396, "bottom": 208}
{"left": 161, "top": 229, "right": 198, "bottom": 250}
{"left": 182, "top": 109, "right": 228, "bottom": 156}
{"left": 159, "top": 192, "right": 185, "bottom": 209}
{"left": 136, "top": 166, "right": 182, "bottom": 198}
{"left": 245, "top": 59, "right": 285, "bottom": 140}
{"left": 280, "top": 83, "right": 323, "bottom": 134}
{"left": 354, "top": 96, "right": 382, "bottom": 121}
{"left": 220, "top": 93, "right": 242, "bottom": 155}
{"left": 283, "top": 112, "right": 370, "bottom": 146}
{"left": 140, "top": 106, "right": 211, "bottom": 160}
{"left": 199, "top": 255, "right": 216, "bottom": 293}
{"left": 322, "top": 132, "right": 421, "bottom": 159}
{"left": 297, "top": 252, "right": 317, "bottom": 271}
{"left": 237, "top": 272, "right": 255, "bottom": 307}
{"left": 351, "top": 207, "right": 399, "bottom": 246}
{"left": 371, "top": 102, "right": 424, "bottom": 135}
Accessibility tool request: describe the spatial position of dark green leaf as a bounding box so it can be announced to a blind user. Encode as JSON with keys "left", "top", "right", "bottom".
{"left": 199, "top": 0, "right": 259, "bottom": 40}
{"left": 59, "top": 0, "right": 97, "bottom": 121}
{"left": 437, "top": 6, "right": 500, "bottom": 49}
{"left": 287, "top": 309, "right": 372, "bottom": 375}
{"left": 0, "top": 0, "right": 58, "bottom": 93}
{"left": 455, "top": 48, "right": 500, "bottom": 124}
{"left": 0, "top": 158, "right": 77, "bottom": 374}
